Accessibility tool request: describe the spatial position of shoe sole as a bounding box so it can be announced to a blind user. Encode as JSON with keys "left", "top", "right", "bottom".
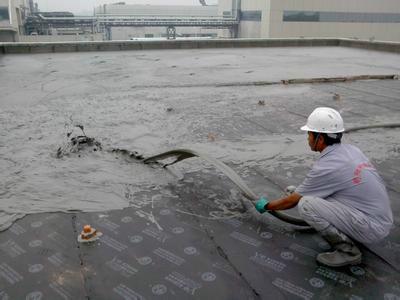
{"left": 316, "top": 257, "right": 362, "bottom": 268}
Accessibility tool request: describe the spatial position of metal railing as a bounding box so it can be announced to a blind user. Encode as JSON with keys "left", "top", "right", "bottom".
{"left": 35, "top": 13, "right": 239, "bottom": 28}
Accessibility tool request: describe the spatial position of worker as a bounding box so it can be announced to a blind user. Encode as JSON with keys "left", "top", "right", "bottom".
{"left": 255, "top": 107, "right": 393, "bottom": 267}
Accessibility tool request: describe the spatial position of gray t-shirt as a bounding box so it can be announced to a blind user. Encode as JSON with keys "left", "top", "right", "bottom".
{"left": 296, "top": 144, "right": 393, "bottom": 227}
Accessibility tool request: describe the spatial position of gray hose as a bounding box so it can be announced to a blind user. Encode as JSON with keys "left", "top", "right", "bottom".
{"left": 345, "top": 123, "right": 400, "bottom": 133}
{"left": 141, "top": 124, "right": 400, "bottom": 227}
{"left": 144, "top": 149, "right": 310, "bottom": 227}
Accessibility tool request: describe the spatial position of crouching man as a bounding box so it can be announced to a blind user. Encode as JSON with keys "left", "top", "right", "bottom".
{"left": 255, "top": 107, "right": 393, "bottom": 267}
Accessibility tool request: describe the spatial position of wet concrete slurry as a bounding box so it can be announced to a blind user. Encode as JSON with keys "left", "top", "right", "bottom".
{"left": 0, "top": 47, "right": 399, "bottom": 298}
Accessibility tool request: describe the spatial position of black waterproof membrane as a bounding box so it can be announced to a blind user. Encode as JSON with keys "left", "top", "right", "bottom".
{"left": 1, "top": 156, "right": 399, "bottom": 299}
{"left": 0, "top": 49, "right": 399, "bottom": 299}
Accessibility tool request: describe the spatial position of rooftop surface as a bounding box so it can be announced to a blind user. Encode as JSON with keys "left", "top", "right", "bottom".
{"left": 0, "top": 46, "right": 399, "bottom": 299}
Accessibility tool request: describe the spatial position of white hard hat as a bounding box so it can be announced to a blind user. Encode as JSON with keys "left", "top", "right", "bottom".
{"left": 301, "top": 107, "right": 345, "bottom": 133}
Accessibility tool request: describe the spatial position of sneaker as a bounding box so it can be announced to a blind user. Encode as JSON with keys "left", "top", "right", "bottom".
{"left": 316, "top": 243, "right": 362, "bottom": 267}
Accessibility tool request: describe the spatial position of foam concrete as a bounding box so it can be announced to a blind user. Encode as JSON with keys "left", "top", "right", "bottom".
{"left": 0, "top": 46, "right": 399, "bottom": 299}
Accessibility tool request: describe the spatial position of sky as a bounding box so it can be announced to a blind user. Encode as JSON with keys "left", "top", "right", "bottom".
{"left": 35, "top": 0, "right": 218, "bottom": 15}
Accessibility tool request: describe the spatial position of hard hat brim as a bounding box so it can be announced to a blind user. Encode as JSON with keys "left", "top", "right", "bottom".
{"left": 300, "top": 125, "right": 345, "bottom": 133}
{"left": 300, "top": 125, "right": 311, "bottom": 131}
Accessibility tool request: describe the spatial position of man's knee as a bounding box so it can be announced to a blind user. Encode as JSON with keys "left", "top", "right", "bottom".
{"left": 298, "top": 196, "right": 317, "bottom": 218}
{"left": 298, "top": 196, "right": 334, "bottom": 232}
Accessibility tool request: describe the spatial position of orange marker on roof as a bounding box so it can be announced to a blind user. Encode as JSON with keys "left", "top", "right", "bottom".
{"left": 78, "top": 224, "right": 102, "bottom": 243}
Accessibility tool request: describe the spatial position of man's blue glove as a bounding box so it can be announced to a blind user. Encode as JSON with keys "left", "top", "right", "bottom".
{"left": 255, "top": 197, "right": 269, "bottom": 213}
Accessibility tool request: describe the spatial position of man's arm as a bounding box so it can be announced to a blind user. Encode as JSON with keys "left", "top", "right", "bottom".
{"left": 266, "top": 192, "right": 302, "bottom": 211}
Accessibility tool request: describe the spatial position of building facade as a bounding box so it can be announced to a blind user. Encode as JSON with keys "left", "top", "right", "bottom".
{"left": 95, "top": 3, "right": 228, "bottom": 40}
{"left": 0, "top": 0, "right": 29, "bottom": 42}
{"left": 0, "top": 0, "right": 30, "bottom": 41}
{"left": 3, "top": 1, "right": 399, "bottom": 42}
{"left": 95, "top": 3, "right": 219, "bottom": 17}
{"left": 219, "top": 0, "right": 400, "bottom": 41}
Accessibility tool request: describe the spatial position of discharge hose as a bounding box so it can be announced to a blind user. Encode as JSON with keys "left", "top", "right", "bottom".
{"left": 345, "top": 123, "right": 400, "bottom": 133}
{"left": 142, "top": 123, "right": 400, "bottom": 227}
{"left": 144, "top": 149, "right": 310, "bottom": 227}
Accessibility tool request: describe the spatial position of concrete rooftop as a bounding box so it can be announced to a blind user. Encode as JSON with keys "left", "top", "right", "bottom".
{"left": 0, "top": 45, "right": 399, "bottom": 299}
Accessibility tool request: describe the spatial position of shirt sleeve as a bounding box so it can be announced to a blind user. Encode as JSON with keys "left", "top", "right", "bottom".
{"left": 295, "top": 159, "right": 345, "bottom": 199}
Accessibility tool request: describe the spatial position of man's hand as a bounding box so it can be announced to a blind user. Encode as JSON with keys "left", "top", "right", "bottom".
{"left": 255, "top": 197, "right": 269, "bottom": 213}
{"left": 285, "top": 185, "right": 296, "bottom": 196}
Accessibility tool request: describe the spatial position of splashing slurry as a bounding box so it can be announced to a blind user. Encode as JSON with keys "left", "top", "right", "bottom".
{"left": 0, "top": 96, "right": 182, "bottom": 230}
{"left": 1, "top": 49, "right": 400, "bottom": 231}
{"left": 1, "top": 83, "right": 399, "bottom": 231}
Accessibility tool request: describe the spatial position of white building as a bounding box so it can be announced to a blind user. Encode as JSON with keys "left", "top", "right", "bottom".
{"left": 95, "top": 3, "right": 218, "bottom": 17}
{"left": 219, "top": 0, "right": 400, "bottom": 41}
{"left": 95, "top": 3, "right": 227, "bottom": 40}
{"left": 4, "top": 1, "right": 399, "bottom": 42}
{"left": 0, "top": 0, "right": 30, "bottom": 41}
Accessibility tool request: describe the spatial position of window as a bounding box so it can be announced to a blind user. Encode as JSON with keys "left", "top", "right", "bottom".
{"left": 283, "top": 11, "right": 319, "bottom": 22}
{"left": 0, "top": 7, "right": 9, "bottom": 21}
{"left": 283, "top": 10, "right": 400, "bottom": 23}
{"left": 240, "top": 11, "right": 262, "bottom": 22}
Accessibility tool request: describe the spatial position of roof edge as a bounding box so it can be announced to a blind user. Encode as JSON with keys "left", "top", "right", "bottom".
{"left": 0, "top": 38, "right": 399, "bottom": 54}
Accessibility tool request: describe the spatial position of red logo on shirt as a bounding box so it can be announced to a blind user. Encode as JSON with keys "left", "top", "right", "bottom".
{"left": 353, "top": 162, "right": 374, "bottom": 184}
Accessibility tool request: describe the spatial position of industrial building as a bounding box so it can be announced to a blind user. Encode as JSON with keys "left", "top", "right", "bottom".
{"left": 94, "top": 3, "right": 230, "bottom": 40}
{"left": 1, "top": 0, "right": 400, "bottom": 42}
{"left": 0, "top": 0, "right": 31, "bottom": 42}
{"left": 219, "top": 0, "right": 400, "bottom": 41}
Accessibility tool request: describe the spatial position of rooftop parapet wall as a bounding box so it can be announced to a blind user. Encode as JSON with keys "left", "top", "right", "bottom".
{"left": 338, "top": 38, "right": 400, "bottom": 53}
{"left": 0, "top": 38, "right": 399, "bottom": 54}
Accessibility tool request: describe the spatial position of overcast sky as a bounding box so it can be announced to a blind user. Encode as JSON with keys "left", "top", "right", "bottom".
{"left": 35, "top": 0, "right": 218, "bottom": 15}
